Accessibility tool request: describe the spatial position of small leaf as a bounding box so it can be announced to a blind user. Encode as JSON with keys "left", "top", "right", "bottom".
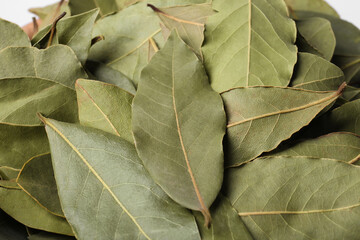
{"left": 224, "top": 156, "right": 360, "bottom": 239}
{"left": 29, "top": 1, "right": 70, "bottom": 30}
{"left": 222, "top": 84, "right": 345, "bottom": 167}
{"left": 202, "top": 0, "right": 297, "bottom": 92}
{"left": 0, "top": 188, "right": 73, "bottom": 236}
{"left": 42, "top": 118, "right": 200, "bottom": 240}
{"left": 290, "top": 53, "right": 344, "bottom": 91}
{"left": 76, "top": 79, "right": 134, "bottom": 142}
{"left": 267, "top": 132, "right": 360, "bottom": 165}
{"left": 0, "top": 18, "right": 30, "bottom": 51}
{"left": 16, "top": 153, "right": 63, "bottom": 217}
{"left": 194, "top": 195, "right": 254, "bottom": 240}
{"left": 333, "top": 55, "right": 360, "bottom": 85}
{"left": 296, "top": 17, "right": 335, "bottom": 60}
{"left": 132, "top": 32, "right": 226, "bottom": 225}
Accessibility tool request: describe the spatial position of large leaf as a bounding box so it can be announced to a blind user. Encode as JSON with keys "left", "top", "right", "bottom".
{"left": 202, "top": 0, "right": 297, "bottom": 92}
{"left": 132, "top": 32, "right": 226, "bottom": 224}
{"left": 0, "top": 188, "right": 72, "bottom": 236}
{"left": 149, "top": 3, "right": 214, "bottom": 59}
{"left": 0, "top": 210, "right": 28, "bottom": 240}
{"left": 194, "top": 195, "right": 254, "bottom": 240}
{"left": 224, "top": 156, "right": 360, "bottom": 239}
{"left": 42, "top": 118, "right": 200, "bottom": 240}
{"left": 76, "top": 79, "right": 134, "bottom": 142}
{"left": 0, "top": 18, "right": 30, "bottom": 51}
{"left": 222, "top": 85, "right": 345, "bottom": 167}
{"left": 0, "top": 46, "right": 87, "bottom": 126}
{"left": 0, "top": 124, "right": 49, "bottom": 169}
{"left": 32, "top": 9, "right": 99, "bottom": 65}
{"left": 284, "top": 0, "right": 339, "bottom": 18}
{"left": 296, "top": 17, "right": 335, "bottom": 60}
{"left": 84, "top": 61, "right": 136, "bottom": 94}
{"left": 290, "top": 53, "right": 344, "bottom": 91}
{"left": 89, "top": 3, "right": 164, "bottom": 85}
{"left": 267, "top": 132, "right": 360, "bottom": 165}
{"left": 17, "top": 153, "right": 63, "bottom": 217}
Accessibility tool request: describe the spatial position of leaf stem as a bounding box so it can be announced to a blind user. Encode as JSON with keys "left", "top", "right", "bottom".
{"left": 47, "top": 12, "right": 67, "bottom": 48}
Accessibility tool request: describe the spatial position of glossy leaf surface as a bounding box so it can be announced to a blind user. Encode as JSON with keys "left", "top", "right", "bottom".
{"left": 76, "top": 79, "right": 134, "bottom": 142}
{"left": 224, "top": 156, "right": 360, "bottom": 239}
{"left": 222, "top": 85, "right": 344, "bottom": 167}
{"left": 202, "top": 0, "right": 297, "bottom": 92}
{"left": 133, "top": 32, "right": 226, "bottom": 224}
{"left": 43, "top": 118, "right": 200, "bottom": 240}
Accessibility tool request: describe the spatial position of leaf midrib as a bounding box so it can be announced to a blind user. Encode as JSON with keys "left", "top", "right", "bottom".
{"left": 45, "top": 119, "right": 151, "bottom": 240}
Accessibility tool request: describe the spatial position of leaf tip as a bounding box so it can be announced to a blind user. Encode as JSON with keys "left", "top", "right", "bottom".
{"left": 202, "top": 209, "right": 212, "bottom": 228}
{"left": 337, "top": 82, "right": 347, "bottom": 96}
{"left": 147, "top": 3, "right": 162, "bottom": 13}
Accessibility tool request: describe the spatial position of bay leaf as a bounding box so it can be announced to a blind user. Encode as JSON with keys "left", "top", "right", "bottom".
{"left": 194, "top": 195, "right": 254, "bottom": 240}
{"left": 0, "top": 166, "right": 20, "bottom": 180}
{"left": 333, "top": 55, "right": 360, "bottom": 85}
{"left": 28, "top": 232, "right": 75, "bottom": 240}
{"left": 16, "top": 153, "right": 63, "bottom": 217}
{"left": 149, "top": 3, "right": 214, "bottom": 59}
{"left": 296, "top": 17, "right": 335, "bottom": 60}
{"left": 0, "top": 46, "right": 87, "bottom": 126}
{"left": 222, "top": 84, "right": 345, "bottom": 167}
{"left": 267, "top": 132, "right": 360, "bottom": 165}
{"left": 0, "top": 124, "right": 49, "bottom": 169}
{"left": 0, "top": 210, "right": 28, "bottom": 240}
{"left": 290, "top": 53, "right": 344, "bottom": 91}
{"left": 84, "top": 61, "right": 136, "bottom": 94}
{"left": 0, "top": 188, "right": 73, "bottom": 236}
{"left": 42, "top": 117, "right": 200, "bottom": 240}
{"left": 202, "top": 0, "right": 297, "bottom": 92}
{"left": 32, "top": 9, "right": 99, "bottom": 65}
{"left": 76, "top": 79, "right": 134, "bottom": 142}
{"left": 224, "top": 156, "right": 360, "bottom": 239}
{"left": 147, "top": 0, "right": 211, "bottom": 7}
{"left": 0, "top": 18, "right": 30, "bottom": 51}
{"left": 69, "top": 0, "right": 119, "bottom": 18}
{"left": 284, "top": 0, "right": 339, "bottom": 19}
{"left": 89, "top": 3, "right": 164, "bottom": 85}
{"left": 132, "top": 32, "right": 226, "bottom": 224}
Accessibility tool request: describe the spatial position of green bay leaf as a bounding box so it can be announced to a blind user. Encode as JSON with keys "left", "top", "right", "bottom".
{"left": 132, "top": 32, "right": 226, "bottom": 225}
{"left": 0, "top": 18, "right": 30, "bottom": 51}
{"left": 284, "top": 0, "right": 339, "bottom": 18}
{"left": 202, "top": 0, "right": 297, "bottom": 92}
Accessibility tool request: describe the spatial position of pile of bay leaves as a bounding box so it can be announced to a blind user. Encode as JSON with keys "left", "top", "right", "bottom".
{"left": 1, "top": 0, "right": 360, "bottom": 239}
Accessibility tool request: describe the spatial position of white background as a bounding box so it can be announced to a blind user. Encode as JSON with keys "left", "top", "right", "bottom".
{"left": 0, "top": 0, "right": 359, "bottom": 28}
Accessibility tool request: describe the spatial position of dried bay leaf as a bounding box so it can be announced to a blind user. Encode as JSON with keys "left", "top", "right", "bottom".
{"left": 0, "top": 46, "right": 87, "bottom": 126}
{"left": 222, "top": 85, "right": 345, "bottom": 167}
{"left": 284, "top": 0, "right": 339, "bottom": 19}
{"left": 194, "top": 195, "right": 254, "bottom": 240}
{"left": 42, "top": 118, "right": 200, "bottom": 240}
{"left": 76, "top": 79, "right": 134, "bottom": 142}
{"left": 132, "top": 32, "right": 226, "bottom": 225}
{"left": 16, "top": 153, "right": 63, "bottom": 217}
{"left": 0, "top": 19, "right": 30, "bottom": 51}
{"left": 290, "top": 53, "right": 344, "bottom": 91}
{"left": 0, "top": 188, "right": 73, "bottom": 236}
{"left": 267, "top": 132, "right": 360, "bottom": 165}
{"left": 202, "top": 0, "right": 297, "bottom": 92}
{"left": 30, "top": 1, "right": 71, "bottom": 30}
{"left": 224, "top": 156, "right": 360, "bottom": 239}
{"left": 89, "top": 3, "right": 164, "bottom": 85}
{"left": 32, "top": 9, "right": 99, "bottom": 65}
{"left": 69, "top": 0, "right": 119, "bottom": 18}
{"left": 296, "top": 17, "right": 335, "bottom": 60}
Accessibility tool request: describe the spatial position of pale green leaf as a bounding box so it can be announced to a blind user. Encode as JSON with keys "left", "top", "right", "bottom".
{"left": 0, "top": 18, "right": 30, "bottom": 51}
{"left": 224, "top": 156, "right": 360, "bottom": 239}
{"left": 132, "top": 32, "right": 226, "bottom": 225}
{"left": 202, "top": 0, "right": 297, "bottom": 92}
{"left": 69, "top": 0, "right": 118, "bottom": 18}
{"left": 284, "top": 0, "right": 339, "bottom": 18}
{"left": 267, "top": 132, "right": 360, "bottom": 165}
{"left": 76, "top": 79, "right": 134, "bottom": 142}
{"left": 291, "top": 53, "right": 344, "bottom": 91}
{"left": 222, "top": 85, "right": 344, "bottom": 167}
{"left": 296, "top": 17, "right": 335, "bottom": 60}
{"left": 17, "top": 153, "right": 63, "bottom": 217}
{"left": 30, "top": 1, "right": 70, "bottom": 30}
{"left": 0, "top": 46, "right": 87, "bottom": 126}
{"left": 43, "top": 118, "right": 200, "bottom": 240}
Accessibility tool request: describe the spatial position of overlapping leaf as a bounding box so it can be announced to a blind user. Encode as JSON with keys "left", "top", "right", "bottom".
{"left": 0, "top": 18, "right": 30, "bottom": 50}
{"left": 222, "top": 85, "right": 345, "bottom": 167}
{"left": 43, "top": 118, "right": 200, "bottom": 240}
{"left": 133, "top": 32, "right": 226, "bottom": 224}
{"left": 284, "top": 0, "right": 339, "bottom": 18}
{"left": 0, "top": 45, "right": 87, "bottom": 125}
{"left": 76, "top": 79, "right": 134, "bottom": 142}
{"left": 224, "top": 156, "right": 360, "bottom": 239}
{"left": 202, "top": 0, "right": 297, "bottom": 92}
